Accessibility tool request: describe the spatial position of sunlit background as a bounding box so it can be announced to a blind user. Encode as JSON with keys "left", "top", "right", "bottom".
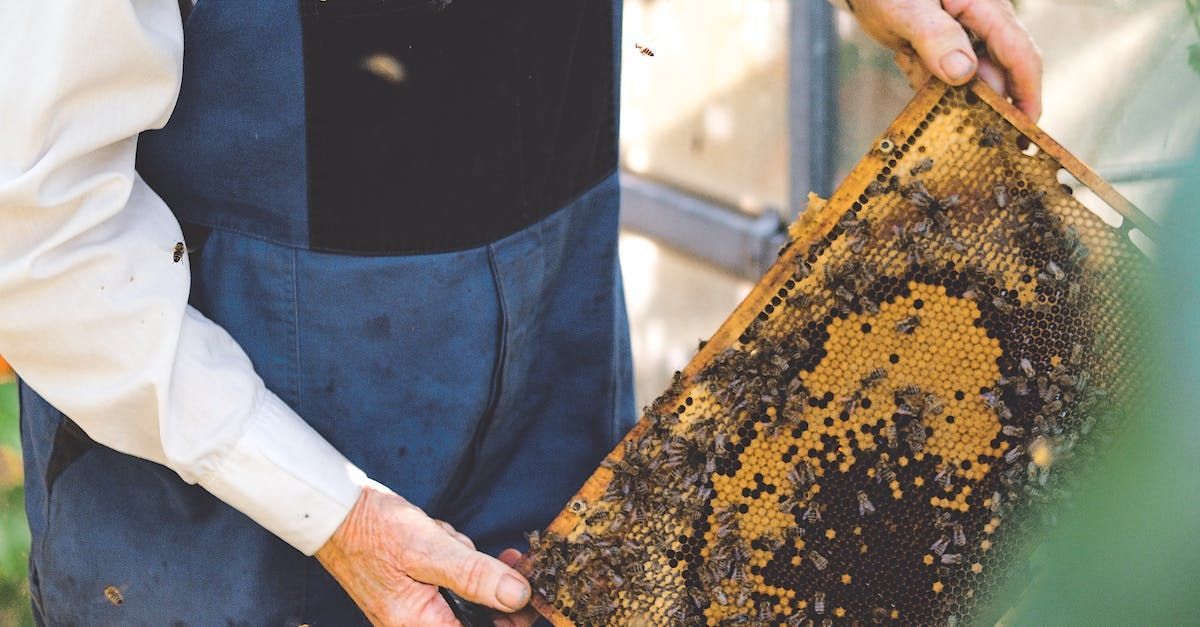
{"left": 1, "top": 0, "right": 1198, "bottom": 623}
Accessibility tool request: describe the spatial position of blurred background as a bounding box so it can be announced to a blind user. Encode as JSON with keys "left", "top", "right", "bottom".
{"left": 1, "top": 0, "right": 1197, "bottom": 623}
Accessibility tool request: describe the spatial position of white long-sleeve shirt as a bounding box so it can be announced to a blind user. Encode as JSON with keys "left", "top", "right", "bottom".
{"left": 0, "top": 1, "right": 367, "bottom": 555}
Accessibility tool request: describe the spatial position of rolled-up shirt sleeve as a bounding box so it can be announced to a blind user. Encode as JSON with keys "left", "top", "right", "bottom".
{"left": 0, "top": 0, "right": 366, "bottom": 555}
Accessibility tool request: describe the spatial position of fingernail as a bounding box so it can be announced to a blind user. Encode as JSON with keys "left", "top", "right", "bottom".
{"left": 497, "top": 574, "right": 530, "bottom": 610}
{"left": 940, "top": 51, "right": 974, "bottom": 82}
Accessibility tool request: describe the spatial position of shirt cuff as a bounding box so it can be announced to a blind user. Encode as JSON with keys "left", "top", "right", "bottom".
{"left": 196, "top": 393, "right": 369, "bottom": 555}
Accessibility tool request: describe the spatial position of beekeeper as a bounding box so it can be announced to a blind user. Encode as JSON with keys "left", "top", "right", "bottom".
{"left": 0, "top": 0, "right": 1040, "bottom": 623}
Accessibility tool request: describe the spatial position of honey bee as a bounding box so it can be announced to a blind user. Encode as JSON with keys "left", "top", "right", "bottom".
{"left": 813, "top": 591, "right": 827, "bottom": 614}
{"left": 941, "top": 553, "right": 962, "bottom": 565}
{"left": 172, "top": 242, "right": 185, "bottom": 263}
{"left": 809, "top": 551, "right": 829, "bottom": 571}
{"left": 909, "top": 157, "right": 934, "bottom": 176}
{"left": 857, "top": 491, "right": 875, "bottom": 516}
{"left": 1001, "top": 425, "right": 1025, "bottom": 437}
{"left": 953, "top": 523, "right": 967, "bottom": 546}
{"left": 103, "top": 585, "right": 124, "bottom": 606}
{"left": 993, "top": 185, "right": 1010, "bottom": 208}
{"left": 634, "top": 43, "right": 655, "bottom": 57}
{"left": 930, "top": 535, "right": 950, "bottom": 556}
{"left": 979, "top": 125, "right": 1002, "bottom": 147}
{"left": 895, "top": 315, "right": 921, "bottom": 334}
{"left": 860, "top": 368, "right": 887, "bottom": 389}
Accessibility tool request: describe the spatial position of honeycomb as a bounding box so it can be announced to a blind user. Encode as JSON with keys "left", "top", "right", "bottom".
{"left": 517, "top": 80, "right": 1152, "bottom": 626}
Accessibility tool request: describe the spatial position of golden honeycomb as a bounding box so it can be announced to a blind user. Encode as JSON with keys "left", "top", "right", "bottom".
{"left": 518, "top": 79, "right": 1152, "bottom": 626}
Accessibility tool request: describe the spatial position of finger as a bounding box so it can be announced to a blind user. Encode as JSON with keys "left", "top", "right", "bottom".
{"left": 894, "top": 49, "right": 933, "bottom": 90}
{"left": 888, "top": 0, "right": 978, "bottom": 85}
{"left": 403, "top": 522, "right": 532, "bottom": 613}
{"left": 380, "top": 577, "right": 461, "bottom": 627}
{"left": 493, "top": 606, "right": 540, "bottom": 627}
{"left": 437, "top": 520, "right": 476, "bottom": 550}
{"left": 976, "top": 55, "right": 1008, "bottom": 99}
{"left": 944, "top": 0, "right": 1042, "bottom": 120}
{"left": 492, "top": 550, "right": 541, "bottom": 625}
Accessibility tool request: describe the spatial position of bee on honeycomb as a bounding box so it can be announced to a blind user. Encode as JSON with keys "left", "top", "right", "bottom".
{"left": 519, "top": 80, "right": 1151, "bottom": 627}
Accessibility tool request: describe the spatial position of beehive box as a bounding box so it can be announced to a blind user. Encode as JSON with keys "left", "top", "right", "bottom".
{"left": 518, "top": 79, "right": 1152, "bottom": 626}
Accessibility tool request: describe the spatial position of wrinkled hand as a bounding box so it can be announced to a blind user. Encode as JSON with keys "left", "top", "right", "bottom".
{"left": 848, "top": 0, "right": 1043, "bottom": 121}
{"left": 316, "top": 484, "right": 539, "bottom": 626}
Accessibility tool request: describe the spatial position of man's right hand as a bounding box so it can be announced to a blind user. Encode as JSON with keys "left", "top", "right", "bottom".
{"left": 315, "top": 483, "right": 539, "bottom": 626}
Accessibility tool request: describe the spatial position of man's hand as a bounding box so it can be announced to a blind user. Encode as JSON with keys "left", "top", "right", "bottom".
{"left": 316, "top": 484, "right": 539, "bottom": 626}
{"left": 848, "top": 0, "right": 1043, "bottom": 121}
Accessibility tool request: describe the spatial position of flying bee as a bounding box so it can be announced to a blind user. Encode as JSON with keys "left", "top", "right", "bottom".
{"left": 895, "top": 315, "right": 921, "bottom": 334}
{"left": 634, "top": 42, "right": 655, "bottom": 56}
{"left": 909, "top": 157, "right": 934, "bottom": 176}
{"left": 172, "top": 242, "right": 185, "bottom": 263}
{"left": 104, "top": 585, "right": 124, "bottom": 606}
{"left": 857, "top": 491, "right": 875, "bottom": 515}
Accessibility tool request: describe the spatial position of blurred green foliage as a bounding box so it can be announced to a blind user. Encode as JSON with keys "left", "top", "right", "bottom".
{"left": 1189, "top": 0, "right": 1200, "bottom": 75}
{"left": 0, "top": 382, "right": 33, "bottom": 626}
{"left": 983, "top": 156, "right": 1200, "bottom": 625}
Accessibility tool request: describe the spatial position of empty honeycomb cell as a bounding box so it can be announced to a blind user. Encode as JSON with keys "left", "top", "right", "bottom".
{"left": 517, "top": 80, "right": 1151, "bottom": 626}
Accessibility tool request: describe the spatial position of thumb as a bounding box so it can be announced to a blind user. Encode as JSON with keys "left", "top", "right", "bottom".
{"left": 406, "top": 528, "right": 532, "bottom": 613}
{"left": 892, "top": 1, "right": 978, "bottom": 85}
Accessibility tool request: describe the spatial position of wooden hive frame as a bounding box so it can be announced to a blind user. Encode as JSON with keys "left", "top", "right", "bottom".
{"left": 518, "top": 78, "right": 1154, "bottom": 626}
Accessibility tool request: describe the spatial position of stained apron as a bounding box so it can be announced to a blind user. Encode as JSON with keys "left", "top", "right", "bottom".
{"left": 19, "top": 172, "right": 636, "bottom": 624}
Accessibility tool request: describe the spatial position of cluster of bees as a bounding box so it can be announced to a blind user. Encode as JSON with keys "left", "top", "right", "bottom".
{"left": 520, "top": 83, "right": 1148, "bottom": 626}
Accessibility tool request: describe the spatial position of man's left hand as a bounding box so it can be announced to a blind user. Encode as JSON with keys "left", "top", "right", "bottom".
{"left": 848, "top": 0, "right": 1043, "bottom": 122}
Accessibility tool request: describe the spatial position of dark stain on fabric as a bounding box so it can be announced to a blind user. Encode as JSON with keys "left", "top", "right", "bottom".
{"left": 364, "top": 314, "right": 391, "bottom": 338}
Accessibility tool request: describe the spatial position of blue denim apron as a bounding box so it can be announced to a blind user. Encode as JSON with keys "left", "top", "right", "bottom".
{"left": 20, "top": 0, "right": 633, "bottom": 623}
